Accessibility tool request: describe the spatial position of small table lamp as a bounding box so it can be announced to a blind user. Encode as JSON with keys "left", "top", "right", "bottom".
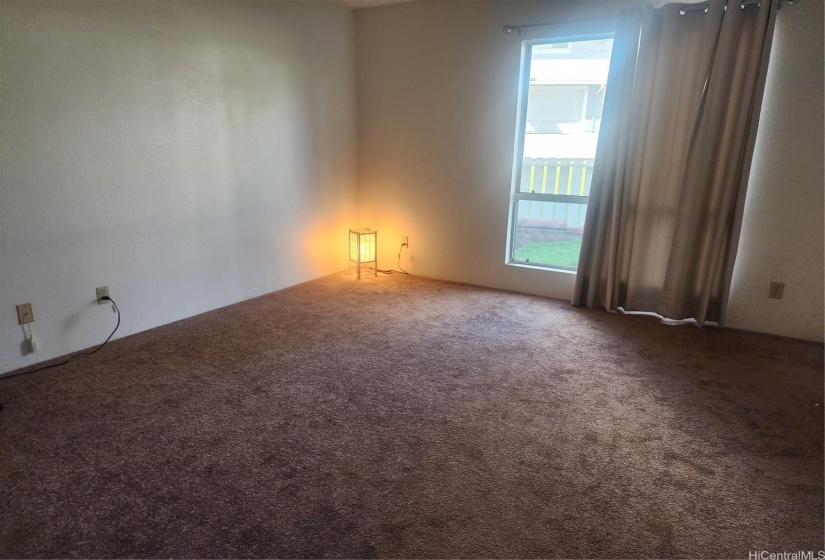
{"left": 349, "top": 229, "right": 377, "bottom": 279}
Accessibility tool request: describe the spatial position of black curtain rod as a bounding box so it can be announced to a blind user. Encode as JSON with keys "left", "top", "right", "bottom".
{"left": 503, "top": 0, "right": 799, "bottom": 34}
{"left": 502, "top": 16, "right": 615, "bottom": 35}
{"left": 679, "top": 0, "right": 796, "bottom": 14}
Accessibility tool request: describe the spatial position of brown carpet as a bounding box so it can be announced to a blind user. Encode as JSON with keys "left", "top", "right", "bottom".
{"left": 0, "top": 272, "right": 822, "bottom": 558}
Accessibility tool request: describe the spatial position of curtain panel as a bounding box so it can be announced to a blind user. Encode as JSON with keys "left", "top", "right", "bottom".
{"left": 573, "top": 0, "right": 778, "bottom": 326}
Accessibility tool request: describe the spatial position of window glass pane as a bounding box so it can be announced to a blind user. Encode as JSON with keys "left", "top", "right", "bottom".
{"left": 508, "top": 35, "right": 613, "bottom": 271}
{"left": 525, "top": 37, "right": 613, "bottom": 161}
{"left": 526, "top": 87, "right": 586, "bottom": 132}
{"left": 512, "top": 200, "right": 586, "bottom": 270}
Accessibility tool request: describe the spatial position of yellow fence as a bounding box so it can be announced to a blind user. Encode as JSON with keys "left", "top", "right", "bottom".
{"left": 521, "top": 158, "right": 594, "bottom": 196}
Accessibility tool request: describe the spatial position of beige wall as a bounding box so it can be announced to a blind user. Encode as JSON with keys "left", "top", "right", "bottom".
{"left": 356, "top": 1, "right": 639, "bottom": 300}
{"left": 0, "top": 0, "right": 357, "bottom": 373}
{"left": 725, "top": 0, "right": 824, "bottom": 342}
{"left": 356, "top": 0, "right": 824, "bottom": 342}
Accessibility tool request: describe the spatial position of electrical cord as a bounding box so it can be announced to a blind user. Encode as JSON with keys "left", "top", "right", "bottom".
{"left": 0, "top": 296, "right": 121, "bottom": 381}
{"left": 377, "top": 243, "right": 410, "bottom": 276}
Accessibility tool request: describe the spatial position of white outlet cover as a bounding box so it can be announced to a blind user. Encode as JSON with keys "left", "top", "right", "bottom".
{"left": 96, "top": 286, "right": 110, "bottom": 304}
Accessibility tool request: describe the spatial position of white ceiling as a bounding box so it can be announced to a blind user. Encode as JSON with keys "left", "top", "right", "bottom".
{"left": 333, "top": 0, "right": 419, "bottom": 9}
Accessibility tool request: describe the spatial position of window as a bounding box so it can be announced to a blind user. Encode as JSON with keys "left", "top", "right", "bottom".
{"left": 507, "top": 34, "right": 614, "bottom": 271}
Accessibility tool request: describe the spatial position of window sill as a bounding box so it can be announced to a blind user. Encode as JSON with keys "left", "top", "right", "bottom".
{"left": 506, "top": 261, "right": 577, "bottom": 275}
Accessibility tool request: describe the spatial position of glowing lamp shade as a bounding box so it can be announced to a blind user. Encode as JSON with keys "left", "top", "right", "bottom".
{"left": 349, "top": 229, "right": 377, "bottom": 279}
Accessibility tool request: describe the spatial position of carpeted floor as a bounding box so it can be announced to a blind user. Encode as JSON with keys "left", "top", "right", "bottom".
{"left": 0, "top": 272, "right": 822, "bottom": 558}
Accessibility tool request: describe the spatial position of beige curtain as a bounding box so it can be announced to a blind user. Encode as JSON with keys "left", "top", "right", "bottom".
{"left": 573, "top": 0, "right": 778, "bottom": 326}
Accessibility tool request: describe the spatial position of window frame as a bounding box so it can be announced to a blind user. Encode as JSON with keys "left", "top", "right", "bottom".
{"left": 506, "top": 22, "right": 616, "bottom": 272}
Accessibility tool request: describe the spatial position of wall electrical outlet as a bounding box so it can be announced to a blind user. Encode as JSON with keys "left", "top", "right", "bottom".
{"left": 96, "top": 286, "right": 110, "bottom": 304}
{"left": 16, "top": 303, "right": 34, "bottom": 325}
{"left": 401, "top": 235, "right": 409, "bottom": 248}
{"left": 768, "top": 281, "right": 785, "bottom": 300}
